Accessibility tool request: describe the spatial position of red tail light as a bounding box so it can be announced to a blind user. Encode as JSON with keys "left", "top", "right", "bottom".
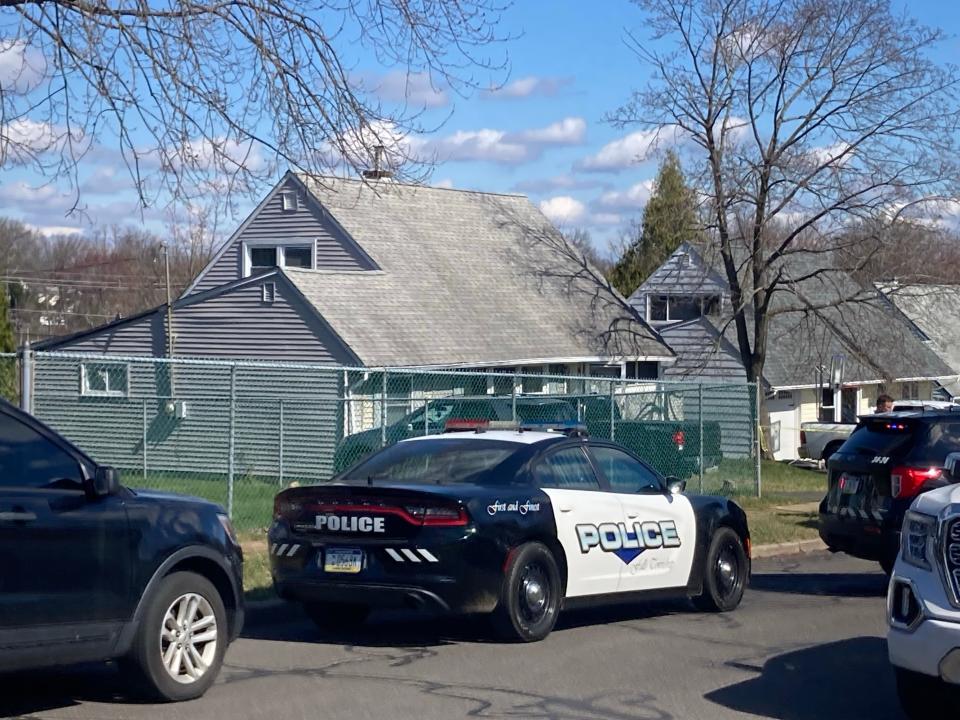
{"left": 444, "top": 419, "right": 489, "bottom": 432}
{"left": 890, "top": 466, "right": 941, "bottom": 499}
{"left": 301, "top": 501, "right": 470, "bottom": 527}
{"left": 273, "top": 494, "right": 302, "bottom": 519}
{"left": 403, "top": 505, "right": 470, "bottom": 526}
{"left": 800, "top": 430, "right": 807, "bottom": 444}
{"left": 673, "top": 430, "right": 685, "bottom": 449}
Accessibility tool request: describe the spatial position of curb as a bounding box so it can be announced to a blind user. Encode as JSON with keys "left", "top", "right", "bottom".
{"left": 751, "top": 538, "right": 827, "bottom": 559}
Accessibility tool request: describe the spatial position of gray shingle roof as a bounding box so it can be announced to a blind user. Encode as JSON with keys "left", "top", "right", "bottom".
{"left": 284, "top": 176, "right": 672, "bottom": 367}
{"left": 659, "top": 318, "right": 747, "bottom": 381}
{"left": 639, "top": 243, "right": 954, "bottom": 387}
{"left": 877, "top": 283, "right": 960, "bottom": 374}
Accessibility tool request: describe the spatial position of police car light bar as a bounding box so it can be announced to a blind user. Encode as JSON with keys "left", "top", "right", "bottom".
{"left": 518, "top": 420, "right": 589, "bottom": 437}
{"left": 443, "top": 419, "right": 490, "bottom": 432}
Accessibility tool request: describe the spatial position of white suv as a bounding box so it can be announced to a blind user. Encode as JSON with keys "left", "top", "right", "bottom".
{"left": 887, "top": 473, "right": 960, "bottom": 719}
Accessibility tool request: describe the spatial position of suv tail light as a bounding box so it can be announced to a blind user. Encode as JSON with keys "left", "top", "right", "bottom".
{"left": 672, "top": 430, "right": 685, "bottom": 449}
{"left": 800, "top": 430, "right": 807, "bottom": 444}
{"left": 403, "top": 505, "right": 470, "bottom": 526}
{"left": 890, "top": 466, "right": 941, "bottom": 499}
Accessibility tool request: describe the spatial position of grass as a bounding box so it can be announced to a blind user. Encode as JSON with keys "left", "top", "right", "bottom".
{"left": 129, "top": 460, "right": 829, "bottom": 600}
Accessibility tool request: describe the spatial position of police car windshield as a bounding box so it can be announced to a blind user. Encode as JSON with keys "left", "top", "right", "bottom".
{"left": 342, "top": 438, "right": 519, "bottom": 486}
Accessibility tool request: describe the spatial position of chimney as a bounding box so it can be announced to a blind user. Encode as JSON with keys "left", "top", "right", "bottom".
{"left": 362, "top": 144, "right": 393, "bottom": 180}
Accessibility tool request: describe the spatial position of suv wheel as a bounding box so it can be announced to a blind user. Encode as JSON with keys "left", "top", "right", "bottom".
{"left": 693, "top": 527, "right": 748, "bottom": 612}
{"left": 492, "top": 542, "right": 561, "bottom": 642}
{"left": 128, "top": 571, "right": 227, "bottom": 702}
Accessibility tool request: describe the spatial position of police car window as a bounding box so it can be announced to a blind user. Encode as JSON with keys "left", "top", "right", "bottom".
{"left": 534, "top": 447, "right": 600, "bottom": 491}
{"left": 589, "top": 446, "right": 662, "bottom": 493}
{"left": 341, "top": 439, "right": 516, "bottom": 486}
{"left": 0, "top": 412, "right": 82, "bottom": 490}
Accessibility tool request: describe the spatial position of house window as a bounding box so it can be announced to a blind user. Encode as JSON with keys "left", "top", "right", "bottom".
{"left": 775, "top": 390, "right": 793, "bottom": 401}
{"left": 262, "top": 282, "right": 276, "bottom": 304}
{"left": 625, "top": 361, "right": 659, "bottom": 380}
{"left": 281, "top": 191, "right": 298, "bottom": 212}
{"left": 284, "top": 245, "right": 312, "bottom": 269}
{"left": 81, "top": 364, "right": 128, "bottom": 397}
{"left": 901, "top": 382, "right": 921, "bottom": 400}
{"left": 667, "top": 296, "right": 700, "bottom": 321}
{"left": 250, "top": 246, "right": 278, "bottom": 270}
{"left": 650, "top": 296, "right": 668, "bottom": 322}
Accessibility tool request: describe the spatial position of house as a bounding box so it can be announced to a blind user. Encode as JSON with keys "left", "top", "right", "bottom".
{"left": 628, "top": 243, "right": 956, "bottom": 460}
{"left": 34, "top": 173, "right": 677, "bottom": 410}
{"left": 876, "top": 282, "right": 960, "bottom": 398}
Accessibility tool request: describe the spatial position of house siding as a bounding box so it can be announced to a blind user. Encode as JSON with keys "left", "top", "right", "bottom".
{"left": 57, "top": 312, "right": 167, "bottom": 356}
{"left": 191, "top": 177, "right": 374, "bottom": 294}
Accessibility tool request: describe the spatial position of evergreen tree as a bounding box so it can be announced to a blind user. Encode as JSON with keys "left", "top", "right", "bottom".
{"left": 609, "top": 151, "right": 698, "bottom": 298}
{"left": 0, "top": 286, "right": 16, "bottom": 402}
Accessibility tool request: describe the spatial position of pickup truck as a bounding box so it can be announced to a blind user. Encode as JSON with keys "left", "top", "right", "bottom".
{"left": 799, "top": 400, "right": 958, "bottom": 462}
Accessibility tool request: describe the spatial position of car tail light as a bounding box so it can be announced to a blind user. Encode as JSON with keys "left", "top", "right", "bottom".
{"left": 673, "top": 430, "right": 685, "bottom": 449}
{"left": 890, "top": 466, "right": 941, "bottom": 499}
{"left": 273, "top": 494, "right": 302, "bottom": 520}
{"left": 404, "top": 505, "right": 469, "bottom": 527}
{"left": 800, "top": 430, "right": 807, "bottom": 444}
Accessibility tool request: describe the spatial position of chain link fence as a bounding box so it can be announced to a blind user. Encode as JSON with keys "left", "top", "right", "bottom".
{"left": 19, "top": 352, "right": 761, "bottom": 530}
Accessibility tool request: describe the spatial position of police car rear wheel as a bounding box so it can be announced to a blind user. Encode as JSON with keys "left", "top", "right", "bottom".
{"left": 693, "top": 528, "right": 747, "bottom": 612}
{"left": 303, "top": 601, "right": 370, "bottom": 629}
{"left": 493, "top": 543, "right": 561, "bottom": 642}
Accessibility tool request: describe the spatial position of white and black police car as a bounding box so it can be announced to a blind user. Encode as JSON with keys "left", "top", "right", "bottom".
{"left": 269, "top": 422, "right": 751, "bottom": 641}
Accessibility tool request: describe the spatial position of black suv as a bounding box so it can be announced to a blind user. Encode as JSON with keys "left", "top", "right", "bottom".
{"left": 819, "top": 410, "right": 960, "bottom": 573}
{"left": 0, "top": 400, "right": 244, "bottom": 702}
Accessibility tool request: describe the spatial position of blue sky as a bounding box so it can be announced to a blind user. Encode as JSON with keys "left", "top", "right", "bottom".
{"left": 1, "top": 0, "right": 959, "bottom": 254}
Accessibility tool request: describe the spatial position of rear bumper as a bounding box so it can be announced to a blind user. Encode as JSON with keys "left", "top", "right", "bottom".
{"left": 818, "top": 508, "right": 901, "bottom": 562}
{"left": 798, "top": 444, "right": 812, "bottom": 459}
{"left": 276, "top": 580, "right": 454, "bottom": 612}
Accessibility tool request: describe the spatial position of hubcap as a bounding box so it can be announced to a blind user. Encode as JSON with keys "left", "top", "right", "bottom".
{"left": 716, "top": 543, "right": 741, "bottom": 597}
{"left": 518, "top": 563, "right": 550, "bottom": 623}
{"left": 160, "top": 592, "right": 218, "bottom": 684}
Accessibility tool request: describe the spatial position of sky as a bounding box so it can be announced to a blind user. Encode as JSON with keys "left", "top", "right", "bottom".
{"left": 1, "top": 0, "right": 959, "bottom": 254}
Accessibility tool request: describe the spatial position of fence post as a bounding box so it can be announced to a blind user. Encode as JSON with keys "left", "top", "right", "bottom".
{"left": 142, "top": 398, "right": 148, "bottom": 481}
{"left": 609, "top": 380, "right": 616, "bottom": 441}
{"left": 18, "top": 346, "right": 32, "bottom": 413}
{"left": 381, "top": 369, "right": 388, "bottom": 448}
{"left": 424, "top": 398, "right": 430, "bottom": 435}
{"left": 755, "top": 382, "right": 762, "bottom": 498}
{"left": 228, "top": 364, "right": 236, "bottom": 518}
{"left": 698, "top": 383, "right": 704, "bottom": 494}
{"left": 278, "top": 399, "right": 284, "bottom": 488}
{"left": 511, "top": 371, "right": 518, "bottom": 421}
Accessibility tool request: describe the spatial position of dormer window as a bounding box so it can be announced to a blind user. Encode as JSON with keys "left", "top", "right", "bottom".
{"left": 250, "top": 246, "right": 278, "bottom": 270}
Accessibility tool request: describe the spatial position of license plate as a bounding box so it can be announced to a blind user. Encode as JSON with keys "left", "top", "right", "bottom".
{"left": 839, "top": 474, "right": 861, "bottom": 494}
{"left": 322, "top": 548, "right": 364, "bottom": 574}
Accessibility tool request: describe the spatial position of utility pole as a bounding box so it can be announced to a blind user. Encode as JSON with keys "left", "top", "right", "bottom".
{"left": 163, "top": 244, "right": 174, "bottom": 358}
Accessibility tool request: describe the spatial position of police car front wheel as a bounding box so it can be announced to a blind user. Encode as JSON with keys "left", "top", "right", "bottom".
{"left": 493, "top": 542, "right": 561, "bottom": 643}
{"left": 693, "top": 528, "right": 747, "bottom": 612}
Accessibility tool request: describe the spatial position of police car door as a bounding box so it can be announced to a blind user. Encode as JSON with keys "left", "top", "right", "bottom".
{"left": 533, "top": 445, "right": 623, "bottom": 597}
{"left": 587, "top": 444, "right": 696, "bottom": 593}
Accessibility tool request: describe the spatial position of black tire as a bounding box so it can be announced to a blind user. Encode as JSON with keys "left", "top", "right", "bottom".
{"left": 693, "top": 527, "right": 748, "bottom": 612}
{"left": 127, "top": 571, "right": 227, "bottom": 702}
{"left": 303, "top": 601, "right": 370, "bottom": 629}
{"left": 492, "top": 542, "right": 562, "bottom": 642}
{"left": 896, "top": 668, "right": 960, "bottom": 719}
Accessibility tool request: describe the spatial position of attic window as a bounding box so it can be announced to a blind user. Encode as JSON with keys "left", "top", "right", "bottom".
{"left": 281, "top": 191, "right": 298, "bottom": 212}
{"left": 262, "top": 282, "right": 276, "bottom": 304}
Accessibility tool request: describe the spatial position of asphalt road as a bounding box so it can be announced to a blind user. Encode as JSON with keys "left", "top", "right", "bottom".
{"left": 1, "top": 552, "right": 905, "bottom": 720}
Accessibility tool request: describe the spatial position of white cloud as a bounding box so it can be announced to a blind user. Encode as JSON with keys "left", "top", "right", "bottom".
{"left": 539, "top": 196, "right": 587, "bottom": 224}
{"left": 591, "top": 212, "right": 622, "bottom": 226}
{"left": 0, "top": 40, "right": 46, "bottom": 93}
{"left": 433, "top": 177, "right": 455, "bottom": 189}
{"left": 25, "top": 224, "right": 84, "bottom": 237}
{"left": 514, "top": 117, "right": 586, "bottom": 145}
{"left": 577, "top": 127, "right": 684, "bottom": 172}
{"left": 485, "top": 76, "right": 574, "bottom": 99}
{"left": 806, "top": 141, "right": 853, "bottom": 167}
{"left": 427, "top": 117, "right": 586, "bottom": 166}
{"left": 512, "top": 174, "right": 610, "bottom": 194}
{"left": 371, "top": 70, "right": 448, "bottom": 108}
{"left": 597, "top": 179, "right": 655, "bottom": 211}
{"left": 0, "top": 118, "right": 61, "bottom": 164}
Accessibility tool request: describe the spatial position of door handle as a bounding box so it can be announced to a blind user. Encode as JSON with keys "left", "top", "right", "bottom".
{"left": 0, "top": 511, "right": 37, "bottom": 522}
{"left": 558, "top": 504, "right": 573, "bottom": 513}
{"left": 626, "top": 512, "right": 639, "bottom": 519}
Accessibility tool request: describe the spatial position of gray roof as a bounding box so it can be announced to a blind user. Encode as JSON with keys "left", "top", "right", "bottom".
{"left": 628, "top": 241, "right": 728, "bottom": 306}
{"left": 640, "top": 243, "right": 954, "bottom": 387}
{"left": 284, "top": 175, "right": 672, "bottom": 367}
{"left": 659, "top": 318, "right": 746, "bottom": 381}
{"left": 877, "top": 283, "right": 960, "bottom": 374}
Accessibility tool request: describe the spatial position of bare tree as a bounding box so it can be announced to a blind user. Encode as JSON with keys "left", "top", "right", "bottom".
{"left": 0, "top": 0, "right": 508, "bottom": 214}
{"left": 614, "top": 0, "right": 960, "bottom": 394}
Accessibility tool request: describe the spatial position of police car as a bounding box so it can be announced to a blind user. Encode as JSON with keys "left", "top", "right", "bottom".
{"left": 269, "top": 422, "right": 751, "bottom": 641}
{"left": 887, "top": 453, "right": 960, "bottom": 718}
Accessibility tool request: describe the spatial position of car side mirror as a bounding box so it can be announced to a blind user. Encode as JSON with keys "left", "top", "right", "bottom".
{"left": 92, "top": 466, "right": 120, "bottom": 497}
{"left": 945, "top": 453, "right": 960, "bottom": 481}
{"left": 666, "top": 476, "right": 686, "bottom": 494}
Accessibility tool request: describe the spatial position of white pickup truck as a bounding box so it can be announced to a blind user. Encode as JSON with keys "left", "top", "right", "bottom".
{"left": 799, "top": 401, "right": 958, "bottom": 462}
